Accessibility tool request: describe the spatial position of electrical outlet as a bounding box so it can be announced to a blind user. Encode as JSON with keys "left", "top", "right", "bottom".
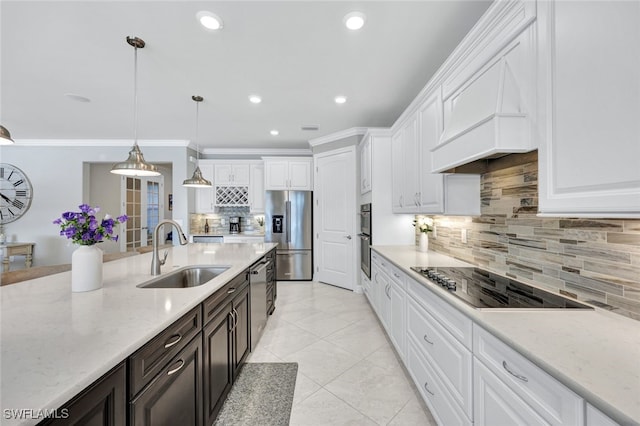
{"left": 221, "top": 218, "right": 226, "bottom": 226}
{"left": 461, "top": 228, "right": 468, "bottom": 244}
{"left": 432, "top": 225, "right": 437, "bottom": 240}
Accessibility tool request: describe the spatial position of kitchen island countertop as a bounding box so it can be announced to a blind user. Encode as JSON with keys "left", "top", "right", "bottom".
{"left": 0, "top": 242, "right": 276, "bottom": 426}
{"left": 372, "top": 245, "right": 640, "bottom": 425}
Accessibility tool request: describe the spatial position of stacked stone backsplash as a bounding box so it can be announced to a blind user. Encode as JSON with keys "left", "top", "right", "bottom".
{"left": 418, "top": 159, "right": 640, "bottom": 321}
{"left": 190, "top": 207, "right": 265, "bottom": 234}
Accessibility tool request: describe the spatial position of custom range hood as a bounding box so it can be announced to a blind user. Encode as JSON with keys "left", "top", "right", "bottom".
{"left": 431, "top": 56, "right": 534, "bottom": 173}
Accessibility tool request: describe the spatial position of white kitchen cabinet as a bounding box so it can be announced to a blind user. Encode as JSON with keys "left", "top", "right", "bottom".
{"left": 264, "top": 157, "right": 313, "bottom": 191}
{"left": 391, "top": 89, "right": 480, "bottom": 215}
{"left": 406, "top": 297, "right": 472, "bottom": 420}
{"left": 474, "top": 358, "right": 548, "bottom": 426}
{"left": 195, "top": 163, "right": 215, "bottom": 213}
{"left": 214, "top": 163, "right": 250, "bottom": 186}
{"left": 586, "top": 403, "right": 620, "bottom": 426}
{"left": 249, "top": 163, "right": 264, "bottom": 213}
{"left": 359, "top": 135, "right": 372, "bottom": 194}
{"left": 473, "top": 324, "right": 584, "bottom": 425}
{"left": 537, "top": 1, "right": 640, "bottom": 217}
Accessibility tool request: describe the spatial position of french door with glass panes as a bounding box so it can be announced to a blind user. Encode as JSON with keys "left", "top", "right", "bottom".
{"left": 120, "top": 175, "right": 164, "bottom": 251}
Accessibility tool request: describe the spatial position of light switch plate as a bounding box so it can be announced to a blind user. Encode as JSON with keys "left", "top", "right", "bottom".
{"left": 461, "top": 228, "right": 468, "bottom": 244}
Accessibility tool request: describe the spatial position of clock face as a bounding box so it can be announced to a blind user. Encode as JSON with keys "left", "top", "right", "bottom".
{"left": 0, "top": 163, "right": 33, "bottom": 225}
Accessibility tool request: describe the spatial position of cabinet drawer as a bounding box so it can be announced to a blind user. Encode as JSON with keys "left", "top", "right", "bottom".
{"left": 407, "top": 341, "right": 471, "bottom": 426}
{"left": 129, "top": 306, "right": 201, "bottom": 398}
{"left": 407, "top": 276, "right": 473, "bottom": 349}
{"left": 387, "top": 263, "right": 406, "bottom": 290}
{"left": 406, "top": 298, "right": 472, "bottom": 418}
{"left": 473, "top": 325, "right": 583, "bottom": 425}
{"left": 203, "top": 271, "right": 248, "bottom": 325}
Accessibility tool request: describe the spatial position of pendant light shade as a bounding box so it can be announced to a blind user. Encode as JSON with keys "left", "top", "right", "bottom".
{"left": 0, "top": 125, "right": 15, "bottom": 145}
{"left": 111, "top": 36, "right": 160, "bottom": 177}
{"left": 183, "top": 95, "right": 212, "bottom": 188}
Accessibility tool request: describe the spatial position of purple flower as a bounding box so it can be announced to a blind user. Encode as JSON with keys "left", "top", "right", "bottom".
{"left": 55, "top": 204, "right": 126, "bottom": 246}
{"left": 117, "top": 215, "right": 128, "bottom": 223}
{"left": 79, "top": 204, "right": 91, "bottom": 213}
{"left": 62, "top": 212, "right": 75, "bottom": 220}
{"left": 53, "top": 218, "right": 62, "bottom": 225}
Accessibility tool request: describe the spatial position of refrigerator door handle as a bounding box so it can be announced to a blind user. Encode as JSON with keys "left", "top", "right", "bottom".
{"left": 286, "top": 200, "right": 292, "bottom": 243}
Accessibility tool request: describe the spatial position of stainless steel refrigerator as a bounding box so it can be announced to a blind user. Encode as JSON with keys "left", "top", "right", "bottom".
{"left": 264, "top": 190, "right": 313, "bottom": 280}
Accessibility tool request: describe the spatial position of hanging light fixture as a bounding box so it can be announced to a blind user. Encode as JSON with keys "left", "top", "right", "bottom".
{"left": 183, "top": 95, "right": 212, "bottom": 188}
{"left": 111, "top": 36, "right": 160, "bottom": 177}
{"left": 0, "top": 125, "right": 15, "bottom": 145}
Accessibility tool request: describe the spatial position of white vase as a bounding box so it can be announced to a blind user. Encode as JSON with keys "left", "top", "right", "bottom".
{"left": 72, "top": 245, "right": 103, "bottom": 292}
{"left": 418, "top": 233, "right": 429, "bottom": 252}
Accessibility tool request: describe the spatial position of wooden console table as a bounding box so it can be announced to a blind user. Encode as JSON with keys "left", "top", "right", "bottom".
{"left": 1, "top": 242, "right": 35, "bottom": 271}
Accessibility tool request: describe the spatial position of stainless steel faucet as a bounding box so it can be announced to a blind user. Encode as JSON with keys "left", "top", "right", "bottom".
{"left": 151, "top": 219, "right": 189, "bottom": 275}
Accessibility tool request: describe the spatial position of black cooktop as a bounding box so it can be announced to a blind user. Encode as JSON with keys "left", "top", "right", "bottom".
{"left": 410, "top": 266, "right": 593, "bottom": 310}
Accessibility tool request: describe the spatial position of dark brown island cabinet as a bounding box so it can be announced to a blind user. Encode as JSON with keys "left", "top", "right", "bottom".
{"left": 37, "top": 248, "right": 276, "bottom": 426}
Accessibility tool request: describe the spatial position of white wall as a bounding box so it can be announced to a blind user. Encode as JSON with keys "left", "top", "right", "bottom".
{"left": 0, "top": 144, "right": 190, "bottom": 266}
{"left": 89, "top": 163, "right": 122, "bottom": 254}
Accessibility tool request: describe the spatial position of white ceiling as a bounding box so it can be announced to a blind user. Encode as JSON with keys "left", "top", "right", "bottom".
{"left": 1, "top": 1, "right": 492, "bottom": 151}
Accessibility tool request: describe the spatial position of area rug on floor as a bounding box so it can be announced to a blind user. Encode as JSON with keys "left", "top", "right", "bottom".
{"left": 214, "top": 362, "right": 298, "bottom": 426}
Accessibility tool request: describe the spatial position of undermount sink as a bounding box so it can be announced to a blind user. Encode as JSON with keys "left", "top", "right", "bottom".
{"left": 137, "top": 265, "right": 230, "bottom": 289}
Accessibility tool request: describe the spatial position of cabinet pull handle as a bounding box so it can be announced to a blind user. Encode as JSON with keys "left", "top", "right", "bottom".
{"left": 227, "top": 287, "right": 236, "bottom": 294}
{"left": 423, "top": 334, "right": 434, "bottom": 345}
{"left": 164, "top": 334, "right": 182, "bottom": 349}
{"left": 503, "top": 361, "right": 528, "bottom": 382}
{"left": 424, "top": 382, "right": 434, "bottom": 396}
{"left": 167, "top": 359, "right": 185, "bottom": 376}
{"left": 393, "top": 273, "right": 400, "bottom": 278}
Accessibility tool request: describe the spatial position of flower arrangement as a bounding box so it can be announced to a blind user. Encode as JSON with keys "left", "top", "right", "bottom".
{"left": 255, "top": 215, "right": 265, "bottom": 227}
{"left": 54, "top": 204, "right": 128, "bottom": 246}
{"left": 413, "top": 216, "right": 433, "bottom": 233}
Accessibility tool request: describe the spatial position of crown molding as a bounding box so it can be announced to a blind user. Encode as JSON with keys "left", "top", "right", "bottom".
{"left": 203, "top": 147, "right": 312, "bottom": 156}
{"left": 307, "top": 127, "right": 368, "bottom": 147}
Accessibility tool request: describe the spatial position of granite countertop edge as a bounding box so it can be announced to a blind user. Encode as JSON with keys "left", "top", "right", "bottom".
{"left": 371, "top": 245, "right": 640, "bottom": 425}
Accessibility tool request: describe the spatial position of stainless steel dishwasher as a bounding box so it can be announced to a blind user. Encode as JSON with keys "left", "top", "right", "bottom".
{"left": 250, "top": 259, "right": 269, "bottom": 350}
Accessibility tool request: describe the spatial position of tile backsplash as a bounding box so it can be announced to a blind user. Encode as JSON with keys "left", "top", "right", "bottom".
{"left": 190, "top": 207, "right": 264, "bottom": 234}
{"left": 420, "top": 159, "right": 640, "bottom": 320}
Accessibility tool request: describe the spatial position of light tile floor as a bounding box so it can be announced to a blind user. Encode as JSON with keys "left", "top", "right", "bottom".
{"left": 247, "top": 281, "right": 438, "bottom": 426}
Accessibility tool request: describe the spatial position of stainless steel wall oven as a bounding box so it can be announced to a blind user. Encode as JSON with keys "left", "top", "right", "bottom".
{"left": 359, "top": 203, "right": 371, "bottom": 278}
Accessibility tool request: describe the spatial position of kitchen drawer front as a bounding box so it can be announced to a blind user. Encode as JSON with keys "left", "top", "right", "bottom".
{"left": 203, "top": 271, "right": 249, "bottom": 325}
{"left": 129, "top": 306, "right": 201, "bottom": 398}
{"left": 586, "top": 403, "right": 619, "bottom": 426}
{"left": 407, "top": 341, "right": 472, "bottom": 426}
{"left": 474, "top": 358, "right": 548, "bottom": 426}
{"left": 387, "top": 262, "right": 406, "bottom": 291}
{"left": 406, "top": 298, "right": 472, "bottom": 418}
{"left": 473, "top": 325, "right": 584, "bottom": 425}
{"left": 407, "top": 276, "right": 473, "bottom": 350}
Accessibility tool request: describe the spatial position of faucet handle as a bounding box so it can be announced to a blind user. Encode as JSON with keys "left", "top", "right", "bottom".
{"left": 160, "top": 250, "right": 169, "bottom": 266}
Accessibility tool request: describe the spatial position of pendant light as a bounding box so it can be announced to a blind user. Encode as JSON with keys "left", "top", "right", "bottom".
{"left": 0, "top": 125, "right": 15, "bottom": 145}
{"left": 183, "top": 95, "right": 212, "bottom": 187}
{"left": 111, "top": 36, "right": 160, "bottom": 177}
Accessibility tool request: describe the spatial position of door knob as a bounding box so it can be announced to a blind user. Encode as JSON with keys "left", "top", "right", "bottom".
{"left": 345, "top": 235, "right": 352, "bottom": 240}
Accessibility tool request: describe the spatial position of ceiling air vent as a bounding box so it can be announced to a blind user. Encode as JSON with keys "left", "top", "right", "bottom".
{"left": 301, "top": 125, "right": 319, "bottom": 131}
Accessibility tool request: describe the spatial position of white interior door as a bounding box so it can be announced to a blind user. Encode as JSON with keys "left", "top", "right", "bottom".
{"left": 314, "top": 147, "right": 357, "bottom": 290}
{"left": 120, "top": 175, "right": 164, "bottom": 251}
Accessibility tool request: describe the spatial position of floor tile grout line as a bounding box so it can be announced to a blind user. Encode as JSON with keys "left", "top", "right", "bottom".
{"left": 321, "top": 383, "right": 390, "bottom": 426}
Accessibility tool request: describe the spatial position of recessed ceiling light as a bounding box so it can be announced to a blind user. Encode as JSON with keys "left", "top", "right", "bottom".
{"left": 249, "top": 95, "right": 262, "bottom": 104}
{"left": 270, "top": 129, "right": 279, "bottom": 136}
{"left": 64, "top": 93, "right": 91, "bottom": 103}
{"left": 334, "top": 95, "right": 347, "bottom": 104}
{"left": 197, "top": 11, "right": 223, "bottom": 30}
{"left": 344, "top": 12, "right": 366, "bottom": 30}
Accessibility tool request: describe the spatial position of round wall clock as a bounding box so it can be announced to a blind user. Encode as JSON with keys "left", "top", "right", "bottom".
{"left": 0, "top": 163, "right": 33, "bottom": 225}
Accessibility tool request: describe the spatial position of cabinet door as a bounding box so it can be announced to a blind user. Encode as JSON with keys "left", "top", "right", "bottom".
{"left": 586, "top": 404, "right": 620, "bottom": 426}
{"left": 214, "top": 164, "right": 233, "bottom": 185}
{"left": 232, "top": 164, "right": 250, "bottom": 185}
{"left": 43, "top": 363, "right": 126, "bottom": 426}
{"left": 249, "top": 163, "right": 265, "bottom": 213}
{"left": 360, "top": 136, "right": 372, "bottom": 194}
{"left": 378, "top": 270, "right": 392, "bottom": 332}
{"left": 402, "top": 115, "right": 420, "bottom": 212}
{"left": 417, "top": 90, "right": 445, "bottom": 213}
{"left": 232, "top": 285, "right": 251, "bottom": 378}
{"left": 203, "top": 302, "right": 233, "bottom": 426}
{"left": 391, "top": 130, "right": 405, "bottom": 212}
{"left": 195, "top": 163, "right": 215, "bottom": 213}
{"left": 131, "top": 335, "right": 203, "bottom": 426}
{"left": 388, "top": 279, "right": 406, "bottom": 360}
{"left": 264, "top": 160, "right": 289, "bottom": 190}
{"left": 288, "top": 159, "right": 312, "bottom": 190}
{"left": 474, "top": 359, "right": 547, "bottom": 426}
{"left": 537, "top": 1, "right": 640, "bottom": 216}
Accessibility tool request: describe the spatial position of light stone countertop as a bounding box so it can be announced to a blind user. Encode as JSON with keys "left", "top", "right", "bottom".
{"left": 372, "top": 245, "right": 640, "bottom": 425}
{"left": 0, "top": 242, "right": 276, "bottom": 426}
